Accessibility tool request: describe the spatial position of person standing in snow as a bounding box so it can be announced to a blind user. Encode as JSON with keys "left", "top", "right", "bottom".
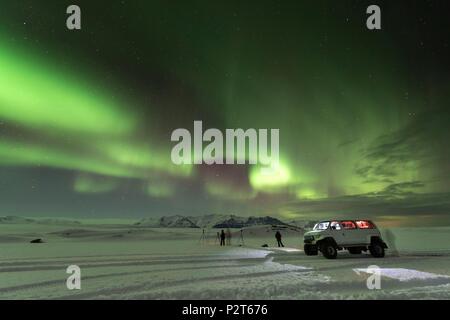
{"left": 275, "top": 231, "right": 284, "bottom": 247}
{"left": 220, "top": 229, "right": 226, "bottom": 246}
{"left": 226, "top": 228, "right": 232, "bottom": 246}
{"left": 215, "top": 231, "right": 220, "bottom": 244}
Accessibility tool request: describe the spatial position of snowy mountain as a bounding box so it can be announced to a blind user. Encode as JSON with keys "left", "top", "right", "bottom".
{"left": 212, "top": 215, "right": 287, "bottom": 228}
{"left": 187, "top": 214, "right": 243, "bottom": 228}
{"left": 134, "top": 215, "right": 199, "bottom": 228}
{"left": 284, "top": 219, "right": 317, "bottom": 230}
{"left": 135, "top": 214, "right": 289, "bottom": 229}
{"left": 0, "top": 216, "right": 35, "bottom": 224}
{"left": 0, "top": 216, "right": 81, "bottom": 225}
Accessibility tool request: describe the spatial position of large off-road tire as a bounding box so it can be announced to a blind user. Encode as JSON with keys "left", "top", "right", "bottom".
{"left": 348, "top": 247, "right": 362, "bottom": 254}
{"left": 304, "top": 244, "right": 318, "bottom": 256}
{"left": 320, "top": 241, "right": 338, "bottom": 259}
{"left": 369, "top": 241, "right": 385, "bottom": 258}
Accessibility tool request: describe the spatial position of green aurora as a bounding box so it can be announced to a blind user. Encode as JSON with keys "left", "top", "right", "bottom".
{"left": 0, "top": 1, "right": 449, "bottom": 226}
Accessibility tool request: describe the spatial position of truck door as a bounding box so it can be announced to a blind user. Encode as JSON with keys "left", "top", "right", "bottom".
{"left": 340, "top": 221, "right": 359, "bottom": 244}
{"left": 355, "top": 220, "right": 376, "bottom": 244}
{"left": 329, "top": 221, "right": 346, "bottom": 245}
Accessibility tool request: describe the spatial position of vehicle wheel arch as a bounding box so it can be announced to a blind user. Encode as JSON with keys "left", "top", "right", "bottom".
{"left": 317, "top": 237, "right": 338, "bottom": 248}
{"left": 370, "top": 236, "right": 383, "bottom": 244}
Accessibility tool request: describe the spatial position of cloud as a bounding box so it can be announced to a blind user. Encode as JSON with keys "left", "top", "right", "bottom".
{"left": 354, "top": 109, "right": 450, "bottom": 192}
{"left": 382, "top": 181, "right": 425, "bottom": 195}
{"left": 281, "top": 191, "right": 450, "bottom": 226}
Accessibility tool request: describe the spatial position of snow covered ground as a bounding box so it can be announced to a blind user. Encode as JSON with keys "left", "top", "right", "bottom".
{"left": 0, "top": 221, "right": 449, "bottom": 299}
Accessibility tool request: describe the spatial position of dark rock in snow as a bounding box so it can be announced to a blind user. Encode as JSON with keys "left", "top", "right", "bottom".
{"left": 30, "top": 238, "right": 44, "bottom": 243}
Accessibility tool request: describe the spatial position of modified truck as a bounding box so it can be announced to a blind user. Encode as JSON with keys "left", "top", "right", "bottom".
{"left": 303, "top": 220, "right": 388, "bottom": 259}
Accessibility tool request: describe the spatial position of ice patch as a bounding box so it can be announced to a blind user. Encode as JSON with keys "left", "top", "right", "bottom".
{"left": 264, "top": 257, "right": 311, "bottom": 271}
{"left": 268, "top": 247, "right": 302, "bottom": 253}
{"left": 218, "top": 248, "right": 273, "bottom": 259}
{"left": 354, "top": 267, "right": 450, "bottom": 282}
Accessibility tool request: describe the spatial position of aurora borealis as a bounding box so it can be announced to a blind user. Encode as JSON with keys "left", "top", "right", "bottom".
{"left": 0, "top": 1, "right": 449, "bottom": 226}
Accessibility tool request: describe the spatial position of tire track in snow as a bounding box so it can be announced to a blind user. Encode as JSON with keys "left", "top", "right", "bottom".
{"left": 0, "top": 262, "right": 259, "bottom": 295}
{"left": 0, "top": 256, "right": 268, "bottom": 273}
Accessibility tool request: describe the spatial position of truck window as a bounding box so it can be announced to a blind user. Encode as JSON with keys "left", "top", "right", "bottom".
{"left": 356, "top": 220, "right": 374, "bottom": 229}
{"left": 340, "top": 221, "right": 356, "bottom": 229}
{"left": 330, "top": 221, "right": 341, "bottom": 230}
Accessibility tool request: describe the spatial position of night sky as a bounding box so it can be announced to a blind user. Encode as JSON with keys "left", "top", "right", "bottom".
{"left": 0, "top": 1, "right": 449, "bottom": 226}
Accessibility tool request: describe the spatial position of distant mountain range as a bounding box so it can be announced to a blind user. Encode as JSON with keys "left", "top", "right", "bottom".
{"left": 134, "top": 214, "right": 292, "bottom": 229}
{"left": 0, "top": 216, "right": 81, "bottom": 225}
{"left": 0, "top": 214, "right": 311, "bottom": 230}
{"left": 134, "top": 215, "right": 198, "bottom": 228}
